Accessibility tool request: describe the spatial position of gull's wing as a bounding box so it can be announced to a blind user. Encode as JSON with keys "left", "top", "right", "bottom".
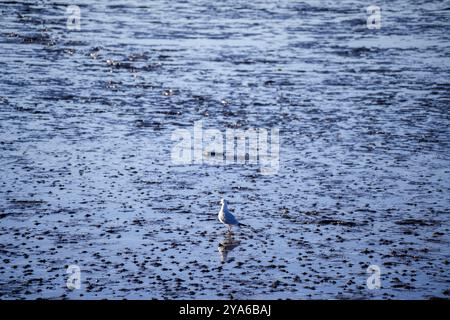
{"left": 224, "top": 209, "right": 239, "bottom": 225}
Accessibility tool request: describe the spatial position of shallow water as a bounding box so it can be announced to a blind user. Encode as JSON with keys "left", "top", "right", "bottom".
{"left": 0, "top": 0, "right": 449, "bottom": 299}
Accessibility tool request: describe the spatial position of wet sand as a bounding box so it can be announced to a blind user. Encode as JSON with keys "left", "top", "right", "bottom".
{"left": 0, "top": 1, "right": 449, "bottom": 299}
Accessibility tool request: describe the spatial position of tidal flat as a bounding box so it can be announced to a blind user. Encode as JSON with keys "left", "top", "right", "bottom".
{"left": 0, "top": 1, "right": 449, "bottom": 299}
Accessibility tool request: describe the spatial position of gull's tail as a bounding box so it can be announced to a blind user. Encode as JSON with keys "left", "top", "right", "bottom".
{"left": 237, "top": 222, "right": 258, "bottom": 233}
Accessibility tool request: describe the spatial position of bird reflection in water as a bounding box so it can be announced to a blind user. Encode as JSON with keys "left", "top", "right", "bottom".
{"left": 218, "top": 233, "right": 240, "bottom": 263}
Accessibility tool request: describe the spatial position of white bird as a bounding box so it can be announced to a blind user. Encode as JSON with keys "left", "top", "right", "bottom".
{"left": 218, "top": 199, "right": 246, "bottom": 232}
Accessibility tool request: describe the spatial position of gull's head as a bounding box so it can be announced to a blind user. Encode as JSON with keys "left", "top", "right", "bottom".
{"left": 220, "top": 198, "right": 227, "bottom": 206}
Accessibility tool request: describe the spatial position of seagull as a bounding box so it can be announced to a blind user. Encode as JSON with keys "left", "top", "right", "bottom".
{"left": 218, "top": 199, "right": 246, "bottom": 232}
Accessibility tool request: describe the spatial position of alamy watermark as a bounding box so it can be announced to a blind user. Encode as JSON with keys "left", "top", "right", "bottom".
{"left": 367, "top": 5, "right": 381, "bottom": 29}
{"left": 66, "top": 5, "right": 81, "bottom": 31}
{"left": 366, "top": 264, "right": 381, "bottom": 290}
{"left": 171, "top": 121, "right": 280, "bottom": 175}
{"left": 66, "top": 264, "right": 81, "bottom": 290}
